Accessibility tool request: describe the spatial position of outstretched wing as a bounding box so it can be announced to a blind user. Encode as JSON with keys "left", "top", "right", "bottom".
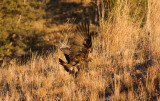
{"left": 69, "top": 21, "right": 92, "bottom": 65}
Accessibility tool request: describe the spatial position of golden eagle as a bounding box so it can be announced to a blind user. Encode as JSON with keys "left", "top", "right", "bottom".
{"left": 59, "top": 21, "right": 92, "bottom": 75}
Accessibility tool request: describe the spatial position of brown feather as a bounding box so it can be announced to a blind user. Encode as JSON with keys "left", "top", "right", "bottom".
{"left": 60, "top": 47, "right": 70, "bottom": 55}
{"left": 59, "top": 21, "right": 92, "bottom": 75}
{"left": 69, "top": 21, "right": 91, "bottom": 63}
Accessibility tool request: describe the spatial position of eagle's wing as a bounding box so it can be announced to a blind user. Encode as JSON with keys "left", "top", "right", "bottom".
{"left": 69, "top": 21, "right": 92, "bottom": 65}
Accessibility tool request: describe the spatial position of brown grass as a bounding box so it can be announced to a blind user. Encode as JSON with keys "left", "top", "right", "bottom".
{"left": 0, "top": 0, "right": 160, "bottom": 100}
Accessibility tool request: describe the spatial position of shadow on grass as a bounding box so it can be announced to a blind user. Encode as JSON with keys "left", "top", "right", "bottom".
{"left": 45, "top": 0, "right": 84, "bottom": 25}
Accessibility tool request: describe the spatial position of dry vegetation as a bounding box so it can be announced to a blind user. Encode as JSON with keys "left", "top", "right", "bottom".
{"left": 0, "top": 0, "right": 160, "bottom": 101}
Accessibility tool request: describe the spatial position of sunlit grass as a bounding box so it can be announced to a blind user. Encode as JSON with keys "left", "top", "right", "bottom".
{"left": 0, "top": 0, "right": 160, "bottom": 100}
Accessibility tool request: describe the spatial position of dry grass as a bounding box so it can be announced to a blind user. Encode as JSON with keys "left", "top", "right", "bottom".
{"left": 0, "top": 0, "right": 160, "bottom": 100}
